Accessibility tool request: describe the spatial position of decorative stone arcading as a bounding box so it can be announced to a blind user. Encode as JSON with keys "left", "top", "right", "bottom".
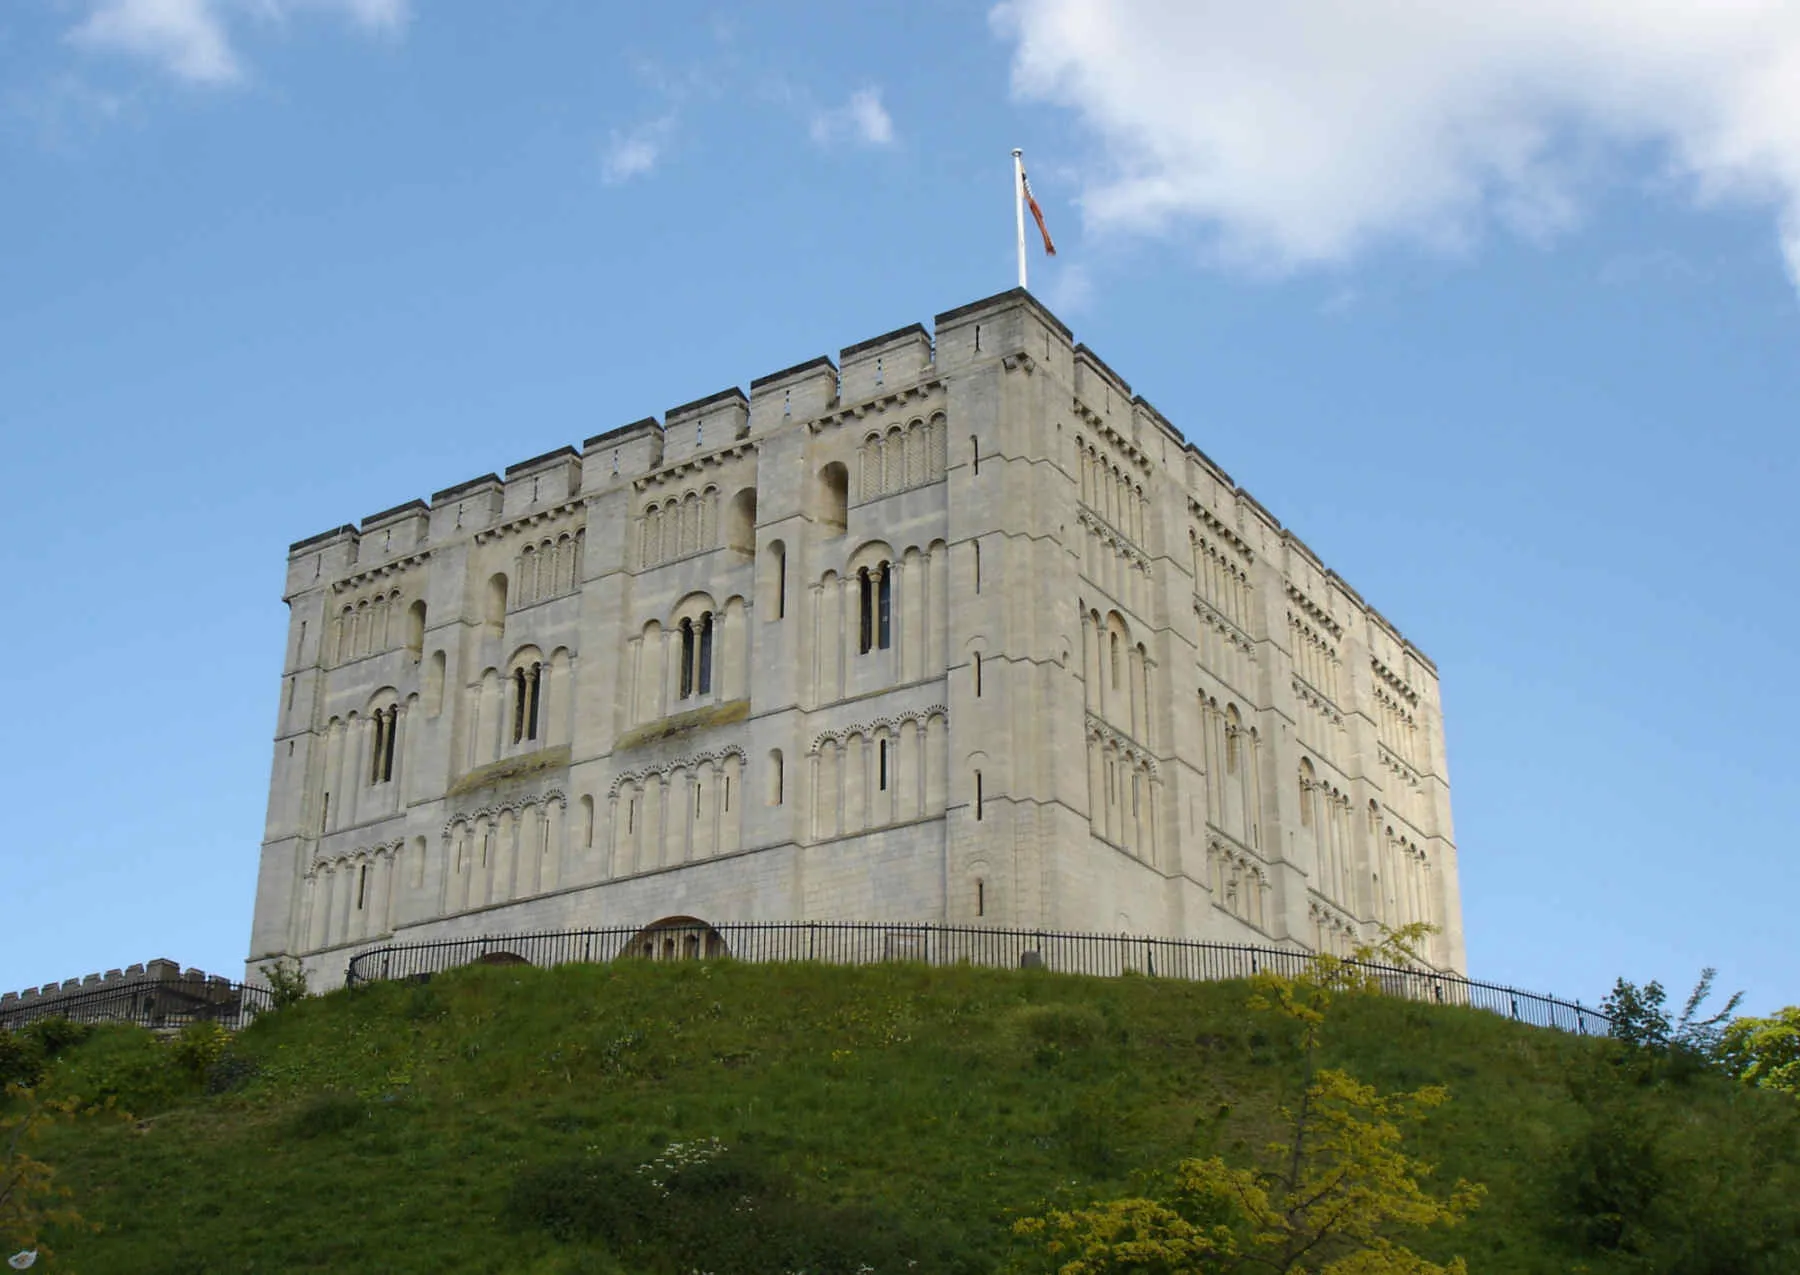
{"left": 805, "top": 379, "right": 946, "bottom": 435}
{"left": 1309, "top": 896, "right": 1356, "bottom": 922}
{"left": 810, "top": 706, "right": 947, "bottom": 754}
{"left": 309, "top": 837, "right": 404, "bottom": 875}
{"left": 1084, "top": 714, "right": 1157, "bottom": 772}
{"left": 1292, "top": 677, "right": 1344, "bottom": 726}
{"left": 331, "top": 553, "right": 429, "bottom": 594}
{"left": 608, "top": 751, "right": 744, "bottom": 798}
{"left": 1076, "top": 507, "right": 1150, "bottom": 566}
{"left": 1190, "top": 500, "right": 1252, "bottom": 560}
{"left": 1371, "top": 657, "right": 1421, "bottom": 705}
{"left": 1072, "top": 402, "right": 1151, "bottom": 471}
{"left": 634, "top": 440, "right": 757, "bottom": 492}
{"left": 473, "top": 500, "right": 586, "bottom": 546}
{"left": 1197, "top": 598, "right": 1256, "bottom": 656}
{"left": 1285, "top": 584, "right": 1342, "bottom": 639}
{"left": 442, "top": 789, "right": 568, "bottom": 836}
{"left": 1378, "top": 744, "right": 1424, "bottom": 787}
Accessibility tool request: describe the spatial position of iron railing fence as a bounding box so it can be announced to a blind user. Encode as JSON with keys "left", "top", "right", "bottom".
{"left": 0, "top": 979, "right": 273, "bottom": 1034}
{"left": 345, "top": 921, "right": 1613, "bottom": 1036}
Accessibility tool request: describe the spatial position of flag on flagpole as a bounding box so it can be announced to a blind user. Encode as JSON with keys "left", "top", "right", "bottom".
{"left": 1021, "top": 167, "right": 1057, "bottom": 257}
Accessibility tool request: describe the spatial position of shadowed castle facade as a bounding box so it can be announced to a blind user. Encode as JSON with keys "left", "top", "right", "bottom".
{"left": 249, "top": 289, "right": 1465, "bottom": 985}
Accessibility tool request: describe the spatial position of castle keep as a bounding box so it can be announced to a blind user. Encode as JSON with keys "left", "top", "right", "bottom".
{"left": 250, "top": 289, "right": 1465, "bottom": 985}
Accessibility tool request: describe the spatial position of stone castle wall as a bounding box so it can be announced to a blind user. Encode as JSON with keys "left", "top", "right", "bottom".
{"left": 250, "top": 289, "right": 1464, "bottom": 988}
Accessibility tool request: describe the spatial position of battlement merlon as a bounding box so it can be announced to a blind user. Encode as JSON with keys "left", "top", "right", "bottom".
{"left": 749, "top": 356, "right": 837, "bottom": 437}
{"left": 662, "top": 387, "right": 749, "bottom": 467}
{"left": 0, "top": 957, "right": 191, "bottom": 1005}
{"left": 580, "top": 418, "right": 664, "bottom": 495}
{"left": 276, "top": 287, "right": 1436, "bottom": 665}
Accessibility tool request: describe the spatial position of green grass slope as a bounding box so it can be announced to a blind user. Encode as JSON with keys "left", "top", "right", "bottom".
{"left": 21, "top": 960, "right": 1800, "bottom": 1274}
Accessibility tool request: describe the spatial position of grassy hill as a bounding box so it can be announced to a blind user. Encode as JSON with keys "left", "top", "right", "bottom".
{"left": 13, "top": 959, "right": 1800, "bottom": 1273}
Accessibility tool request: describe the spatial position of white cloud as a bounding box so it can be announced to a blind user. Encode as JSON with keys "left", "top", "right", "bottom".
{"left": 72, "top": 0, "right": 239, "bottom": 84}
{"left": 601, "top": 116, "right": 673, "bottom": 185}
{"left": 68, "top": 0, "right": 409, "bottom": 84}
{"left": 993, "top": 0, "right": 1800, "bottom": 290}
{"left": 1042, "top": 261, "right": 1094, "bottom": 315}
{"left": 254, "top": 0, "right": 410, "bottom": 34}
{"left": 810, "top": 87, "right": 895, "bottom": 148}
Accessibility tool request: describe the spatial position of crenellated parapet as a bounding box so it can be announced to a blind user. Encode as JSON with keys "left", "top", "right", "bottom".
{"left": 0, "top": 959, "right": 238, "bottom": 1011}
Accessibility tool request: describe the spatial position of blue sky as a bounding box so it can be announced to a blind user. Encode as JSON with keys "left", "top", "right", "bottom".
{"left": 1, "top": 1, "right": 1795, "bottom": 1017}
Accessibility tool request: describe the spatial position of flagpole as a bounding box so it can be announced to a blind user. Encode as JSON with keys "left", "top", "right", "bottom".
{"left": 1012, "top": 147, "right": 1028, "bottom": 290}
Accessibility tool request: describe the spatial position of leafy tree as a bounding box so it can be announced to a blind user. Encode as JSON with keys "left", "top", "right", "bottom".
{"left": 1716, "top": 1008, "right": 1800, "bottom": 1097}
{"left": 0, "top": 1084, "right": 100, "bottom": 1262}
{"left": 1013, "top": 925, "right": 1484, "bottom": 1274}
{"left": 259, "top": 956, "right": 311, "bottom": 1010}
{"left": 1601, "top": 969, "right": 1741, "bottom": 1059}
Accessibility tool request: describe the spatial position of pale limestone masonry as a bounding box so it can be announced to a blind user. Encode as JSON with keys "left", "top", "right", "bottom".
{"left": 249, "top": 289, "right": 1465, "bottom": 987}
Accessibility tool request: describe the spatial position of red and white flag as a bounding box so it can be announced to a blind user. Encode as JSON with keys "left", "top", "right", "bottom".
{"left": 1021, "top": 167, "right": 1057, "bottom": 256}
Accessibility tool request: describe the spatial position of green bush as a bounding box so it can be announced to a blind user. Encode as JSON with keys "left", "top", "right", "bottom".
{"left": 43, "top": 1025, "right": 185, "bottom": 1114}
{"left": 22, "top": 1017, "right": 93, "bottom": 1059}
{"left": 1555, "top": 1055, "right": 1800, "bottom": 1273}
{"left": 167, "top": 1022, "right": 229, "bottom": 1084}
{"left": 0, "top": 1029, "right": 46, "bottom": 1088}
{"left": 259, "top": 957, "right": 310, "bottom": 1010}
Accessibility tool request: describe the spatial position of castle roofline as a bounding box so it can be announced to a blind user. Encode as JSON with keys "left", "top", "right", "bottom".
{"left": 1073, "top": 343, "right": 1132, "bottom": 398}
{"left": 584, "top": 417, "right": 660, "bottom": 450}
{"left": 935, "top": 287, "right": 1073, "bottom": 341}
{"left": 665, "top": 386, "right": 748, "bottom": 423}
{"left": 359, "top": 498, "right": 427, "bottom": 530}
{"left": 288, "top": 524, "right": 357, "bottom": 555}
{"left": 750, "top": 355, "right": 836, "bottom": 391}
{"left": 430, "top": 473, "right": 501, "bottom": 504}
{"left": 505, "top": 445, "right": 579, "bottom": 477}
{"left": 1185, "top": 443, "right": 1235, "bottom": 489}
{"left": 840, "top": 322, "right": 930, "bottom": 361}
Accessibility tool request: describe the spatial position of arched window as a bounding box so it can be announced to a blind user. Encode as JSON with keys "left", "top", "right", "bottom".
{"left": 767, "top": 539, "right": 787, "bottom": 619}
{"left": 580, "top": 794, "right": 594, "bottom": 848}
{"left": 697, "top": 612, "right": 714, "bottom": 694}
{"left": 857, "top": 563, "right": 892, "bottom": 654}
{"left": 1110, "top": 632, "right": 1121, "bottom": 690}
{"left": 512, "top": 662, "right": 542, "bottom": 743}
{"left": 819, "top": 462, "right": 848, "bottom": 531}
{"left": 485, "top": 574, "right": 508, "bottom": 633}
{"left": 727, "top": 487, "right": 758, "bottom": 554}
{"left": 768, "top": 749, "right": 784, "bottom": 805}
{"left": 974, "top": 651, "right": 983, "bottom": 696}
{"left": 1299, "top": 757, "right": 1315, "bottom": 828}
{"left": 679, "top": 619, "right": 695, "bottom": 699}
{"left": 678, "top": 612, "right": 714, "bottom": 700}
{"left": 878, "top": 566, "right": 891, "bottom": 649}
{"left": 425, "top": 650, "right": 446, "bottom": 718}
{"left": 406, "top": 600, "right": 426, "bottom": 658}
{"left": 878, "top": 737, "right": 889, "bottom": 790}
